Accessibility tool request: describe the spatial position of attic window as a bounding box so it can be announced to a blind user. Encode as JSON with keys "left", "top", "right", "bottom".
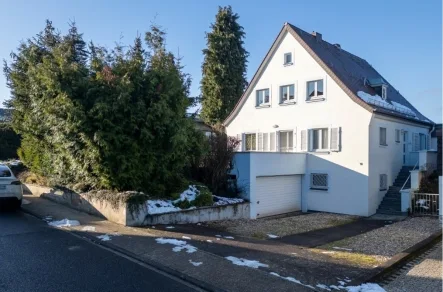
{"left": 381, "top": 85, "right": 387, "bottom": 100}
{"left": 284, "top": 53, "right": 292, "bottom": 65}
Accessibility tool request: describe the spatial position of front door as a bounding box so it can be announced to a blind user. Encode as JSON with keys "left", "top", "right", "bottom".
{"left": 403, "top": 131, "right": 409, "bottom": 165}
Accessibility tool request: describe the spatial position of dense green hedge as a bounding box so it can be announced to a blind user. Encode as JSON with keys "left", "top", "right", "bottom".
{"left": 0, "top": 123, "right": 20, "bottom": 160}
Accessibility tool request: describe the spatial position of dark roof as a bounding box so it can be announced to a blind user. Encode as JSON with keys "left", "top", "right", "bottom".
{"left": 224, "top": 23, "right": 433, "bottom": 126}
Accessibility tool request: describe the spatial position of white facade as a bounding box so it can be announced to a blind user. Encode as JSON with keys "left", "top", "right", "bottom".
{"left": 226, "top": 28, "right": 432, "bottom": 217}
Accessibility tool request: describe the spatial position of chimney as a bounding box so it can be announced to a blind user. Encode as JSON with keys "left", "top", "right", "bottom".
{"left": 334, "top": 43, "right": 341, "bottom": 49}
{"left": 311, "top": 31, "right": 322, "bottom": 42}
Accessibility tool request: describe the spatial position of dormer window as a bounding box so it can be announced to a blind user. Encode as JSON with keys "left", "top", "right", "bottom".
{"left": 284, "top": 53, "right": 292, "bottom": 65}
{"left": 381, "top": 85, "right": 387, "bottom": 100}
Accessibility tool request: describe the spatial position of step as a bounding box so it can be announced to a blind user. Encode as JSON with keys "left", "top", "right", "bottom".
{"left": 377, "top": 209, "right": 407, "bottom": 216}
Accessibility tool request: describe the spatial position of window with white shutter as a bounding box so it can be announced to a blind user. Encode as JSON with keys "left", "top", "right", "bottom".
{"left": 245, "top": 133, "right": 257, "bottom": 151}
{"left": 330, "top": 127, "right": 341, "bottom": 151}
{"left": 310, "top": 173, "right": 328, "bottom": 190}
{"left": 263, "top": 133, "right": 269, "bottom": 151}
{"left": 379, "top": 174, "right": 387, "bottom": 191}
{"left": 300, "top": 130, "right": 307, "bottom": 151}
{"left": 279, "top": 130, "right": 294, "bottom": 152}
{"left": 270, "top": 132, "right": 276, "bottom": 151}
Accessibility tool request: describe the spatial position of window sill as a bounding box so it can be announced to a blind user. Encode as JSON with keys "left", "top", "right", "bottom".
{"left": 255, "top": 104, "right": 271, "bottom": 109}
{"left": 310, "top": 150, "right": 330, "bottom": 154}
{"left": 306, "top": 97, "right": 326, "bottom": 103}
{"left": 283, "top": 62, "right": 293, "bottom": 67}
{"left": 279, "top": 101, "right": 296, "bottom": 106}
{"left": 310, "top": 188, "right": 328, "bottom": 192}
{"left": 379, "top": 144, "right": 388, "bottom": 148}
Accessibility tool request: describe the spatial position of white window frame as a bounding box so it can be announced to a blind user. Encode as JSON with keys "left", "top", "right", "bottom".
{"left": 306, "top": 79, "right": 325, "bottom": 102}
{"left": 310, "top": 127, "right": 329, "bottom": 152}
{"left": 381, "top": 85, "right": 387, "bottom": 100}
{"left": 256, "top": 88, "right": 271, "bottom": 107}
{"left": 244, "top": 132, "right": 257, "bottom": 151}
{"left": 278, "top": 130, "right": 294, "bottom": 152}
{"left": 379, "top": 127, "right": 387, "bottom": 146}
{"left": 379, "top": 174, "right": 388, "bottom": 191}
{"left": 395, "top": 129, "right": 401, "bottom": 143}
{"left": 283, "top": 52, "right": 293, "bottom": 65}
{"left": 279, "top": 83, "right": 296, "bottom": 104}
{"left": 310, "top": 173, "right": 329, "bottom": 191}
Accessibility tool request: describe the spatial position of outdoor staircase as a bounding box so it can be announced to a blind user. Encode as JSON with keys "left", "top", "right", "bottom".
{"left": 376, "top": 166, "right": 414, "bottom": 215}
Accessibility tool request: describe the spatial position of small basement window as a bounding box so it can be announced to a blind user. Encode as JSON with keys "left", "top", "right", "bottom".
{"left": 245, "top": 133, "right": 257, "bottom": 151}
{"left": 284, "top": 52, "right": 292, "bottom": 65}
{"left": 380, "top": 174, "right": 388, "bottom": 191}
{"left": 311, "top": 173, "right": 328, "bottom": 191}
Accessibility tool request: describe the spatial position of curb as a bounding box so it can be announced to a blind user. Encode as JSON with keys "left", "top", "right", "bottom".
{"left": 21, "top": 206, "right": 225, "bottom": 292}
{"left": 357, "top": 229, "right": 442, "bottom": 285}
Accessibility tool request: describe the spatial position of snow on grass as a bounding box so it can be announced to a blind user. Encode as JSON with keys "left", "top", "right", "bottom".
{"left": 146, "top": 186, "right": 199, "bottom": 215}
{"left": 165, "top": 226, "right": 175, "bottom": 229}
{"left": 333, "top": 246, "right": 353, "bottom": 251}
{"left": 345, "top": 283, "right": 385, "bottom": 292}
{"left": 330, "top": 285, "right": 340, "bottom": 290}
{"left": 225, "top": 256, "right": 268, "bottom": 269}
{"left": 189, "top": 260, "right": 202, "bottom": 266}
{"left": 155, "top": 238, "right": 197, "bottom": 254}
{"left": 97, "top": 234, "right": 111, "bottom": 241}
{"left": 213, "top": 196, "right": 244, "bottom": 206}
{"left": 82, "top": 226, "right": 96, "bottom": 231}
{"left": 182, "top": 236, "right": 191, "bottom": 240}
{"left": 206, "top": 240, "right": 213, "bottom": 243}
{"left": 338, "top": 281, "right": 346, "bottom": 286}
{"left": 316, "top": 284, "right": 332, "bottom": 291}
{"left": 48, "top": 219, "right": 80, "bottom": 228}
{"left": 223, "top": 236, "right": 234, "bottom": 239}
{"left": 267, "top": 234, "right": 279, "bottom": 238}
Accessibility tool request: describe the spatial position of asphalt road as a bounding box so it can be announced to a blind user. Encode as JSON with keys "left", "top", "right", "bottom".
{"left": 0, "top": 210, "right": 199, "bottom": 292}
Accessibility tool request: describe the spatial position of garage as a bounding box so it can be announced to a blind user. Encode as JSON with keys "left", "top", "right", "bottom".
{"left": 255, "top": 175, "right": 302, "bottom": 217}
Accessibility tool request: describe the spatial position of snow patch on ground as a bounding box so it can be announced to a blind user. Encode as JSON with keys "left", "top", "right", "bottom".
{"left": 225, "top": 256, "right": 268, "bottom": 269}
{"left": 316, "top": 284, "right": 332, "bottom": 291}
{"left": 48, "top": 219, "right": 80, "bottom": 228}
{"left": 22, "top": 199, "right": 31, "bottom": 205}
{"left": 97, "top": 234, "right": 111, "bottom": 241}
{"left": 165, "top": 226, "right": 175, "bottom": 229}
{"left": 269, "top": 272, "right": 315, "bottom": 290}
{"left": 215, "top": 235, "right": 222, "bottom": 238}
{"left": 182, "top": 236, "right": 191, "bottom": 240}
{"left": 223, "top": 236, "right": 234, "bottom": 239}
{"left": 345, "top": 283, "right": 385, "bottom": 292}
{"left": 82, "top": 226, "right": 96, "bottom": 231}
{"left": 267, "top": 234, "right": 279, "bottom": 238}
{"left": 333, "top": 247, "right": 353, "bottom": 251}
{"left": 155, "top": 238, "right": 197, "bottom": 254}
{"left": 189, "top": 260, "right": 202, "bottom": 266}
{"left": 213, "top": 196, "right": 244, "bottom": 206}
{"left": 206, "top": 240, "right": 213, "bottom": 243}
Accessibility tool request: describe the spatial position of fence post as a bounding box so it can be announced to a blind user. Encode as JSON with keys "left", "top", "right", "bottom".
{"left": 439, "top": 176, "right": 442, "bottom": 222}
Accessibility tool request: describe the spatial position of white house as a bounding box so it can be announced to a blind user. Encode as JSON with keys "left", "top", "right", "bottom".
{"left": 224, "top": 23, "right": 435, "bottom": 219}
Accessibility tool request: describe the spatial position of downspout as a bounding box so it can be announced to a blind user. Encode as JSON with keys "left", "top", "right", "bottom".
{"left": 429, "top": 124, "right": 436, "bottom": 150}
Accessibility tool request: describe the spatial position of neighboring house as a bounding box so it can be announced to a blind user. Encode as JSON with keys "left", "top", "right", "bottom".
{"left": 431, "top": 124, "right": 442, "bottom": 175}
{"left": 192, "top": 115, "right": 214, "bottom": 137}
{"left": 224, "top": 23, "right": 435, "bottom": 218}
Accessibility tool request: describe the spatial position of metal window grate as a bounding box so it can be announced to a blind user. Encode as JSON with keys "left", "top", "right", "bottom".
{"left": 311, "top": 173, "right": 328, "bottom": 190}
{"left": 380, "top": 174, "right": 387, "bottom": 191}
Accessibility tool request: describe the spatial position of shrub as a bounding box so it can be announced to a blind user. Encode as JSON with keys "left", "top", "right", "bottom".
{"left": 194, "top": 186, "right": 214, "bottom": 207}
{"left": 417, "top": 170, "right": 439, "bottom": 193}
{"left": 0, "top": 122, "right": 20, "bottom": 160}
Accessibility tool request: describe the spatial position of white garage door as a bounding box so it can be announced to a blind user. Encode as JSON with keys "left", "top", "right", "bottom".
{"left": 255, "top": 175, "right": 301, "bottom": 217}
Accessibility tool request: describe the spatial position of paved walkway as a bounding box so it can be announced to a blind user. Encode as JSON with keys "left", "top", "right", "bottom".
{"left": 21, "top": 195, "right": 377, "bottom": 291}
{"left": 278, "top": 218, "right": 391, "bottom": 247}
{"left": 383, "top": 241, "right": 442, "bottom": 292}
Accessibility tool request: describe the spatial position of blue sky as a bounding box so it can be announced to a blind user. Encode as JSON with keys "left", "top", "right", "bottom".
{"left": 0, "top": 0, "right": 441, "bottom": 122}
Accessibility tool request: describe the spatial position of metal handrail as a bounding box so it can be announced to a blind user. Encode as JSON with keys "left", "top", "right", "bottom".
{"left": 400, "top": 160, "right": 419, "bottom": 191}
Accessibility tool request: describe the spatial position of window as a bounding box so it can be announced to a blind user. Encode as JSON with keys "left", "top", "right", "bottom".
{"left": 311, "top": 173, "right": 328, "bottom": 190}
{"left": 381, "top": 85, "right": 387, "bottom": 100}
{"left": 280, "top": 84, "right": 295, "bottom": 103}
{"left": 270, "top": 132, "right": 276, "bottom": 151}
{"left": 284, "top": 53, "right": 292, "bottom": 65}
{"left": 279, "top": 131, "right": 293, "bottom": 152}
{"left": 306, "top": 80, "right": 324, "bottom": 100}
{"left": 379, "top": 127, "right": 387, "bottom": 146}
{"left": 395, "top": 129, "right": 400, "bottom": 143}
{"left": 245, "top": 133, "right": 256, "bottom": 151}
{"left": 256, "top": 89, "right": 270, "bottom": 106}
{"left": 312, "top": 128, "right": 328, "bottom": 150}
{"left": 380, "top": 174, "right": 388, "bottom": 191}
{"left": 419, "top": 133, "right": 427, "bottom": 150}
{"left": 263, "top": 133, "right": 269, "bottom": 151}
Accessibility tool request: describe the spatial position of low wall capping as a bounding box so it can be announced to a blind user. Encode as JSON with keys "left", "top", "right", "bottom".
{"left": 25, "top": 184, "right": 250, "bottom": 226}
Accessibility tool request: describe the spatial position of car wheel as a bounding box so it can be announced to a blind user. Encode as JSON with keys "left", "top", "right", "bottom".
{"left": 14, "top": 199, "right": 22, "bottom": 210}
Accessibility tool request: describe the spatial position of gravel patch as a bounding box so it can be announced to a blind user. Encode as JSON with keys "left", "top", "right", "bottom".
{"left": 207, "top": 213, "right": 358, "bottom": 238}
{"left": 322, "top": 217, "right": 441, "bottom": 261}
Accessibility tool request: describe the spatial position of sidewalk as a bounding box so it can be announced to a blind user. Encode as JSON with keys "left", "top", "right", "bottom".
{"left": 21, "top": 195, "right": 377, "bottom": 291}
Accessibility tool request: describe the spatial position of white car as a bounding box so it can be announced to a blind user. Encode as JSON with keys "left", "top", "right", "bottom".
{"left": 0, "top": 164, "right": 23, "bottom": 209}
